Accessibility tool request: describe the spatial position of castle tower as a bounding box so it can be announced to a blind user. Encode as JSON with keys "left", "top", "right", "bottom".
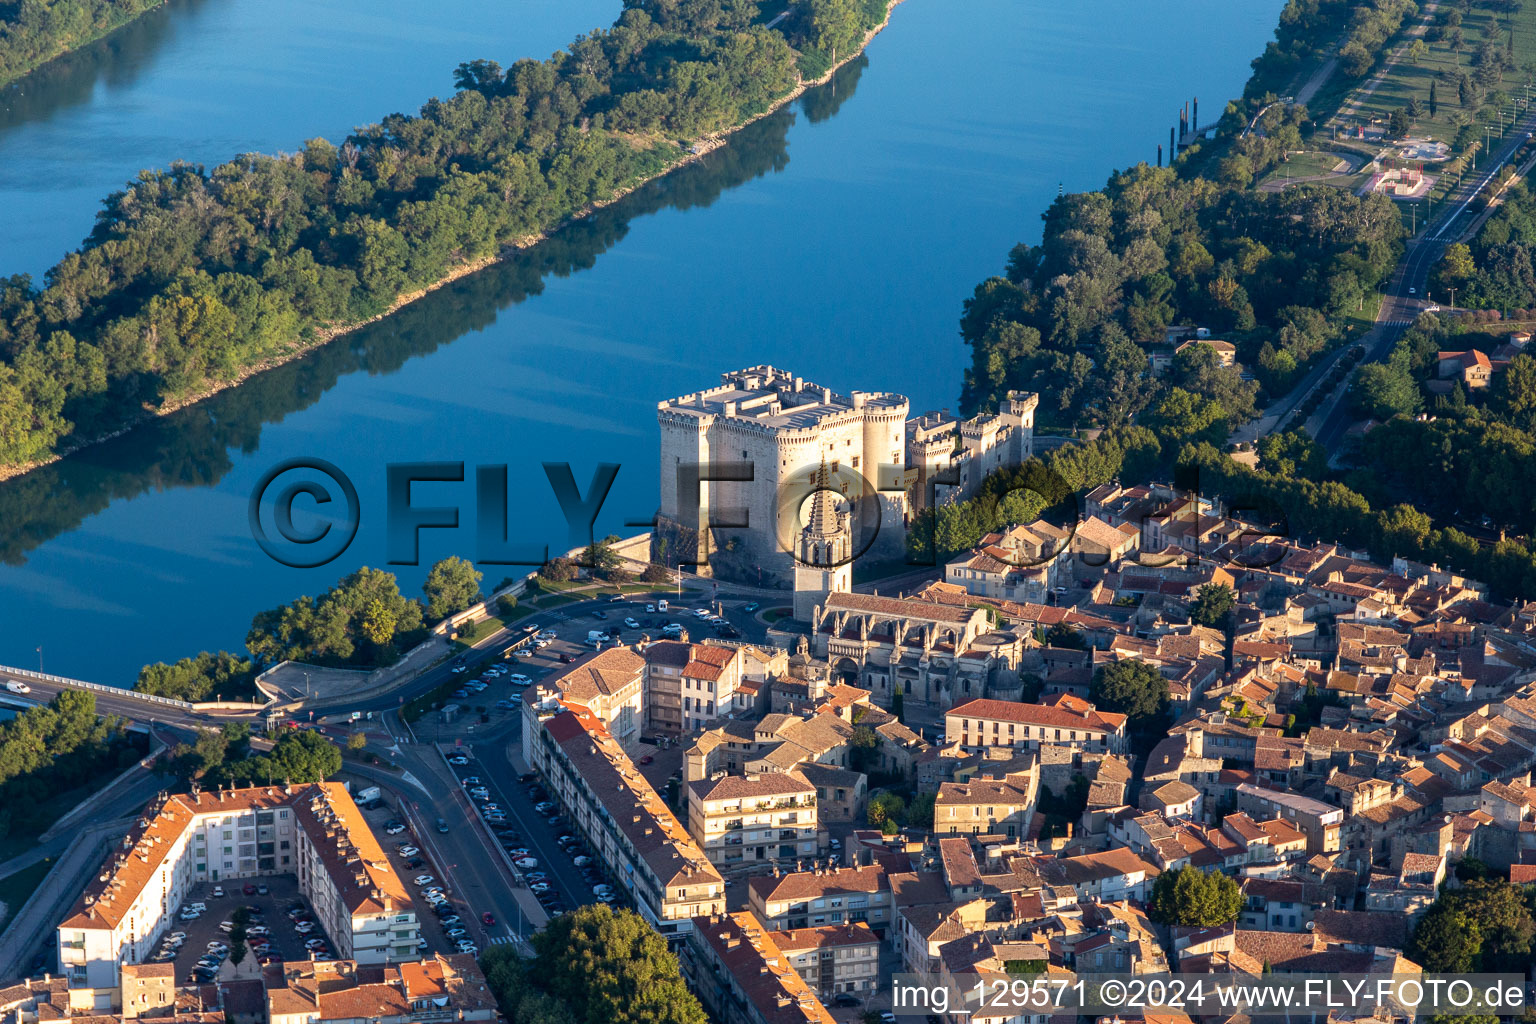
{"left": 793, "top": 456, "right": 852, "bottom": 622}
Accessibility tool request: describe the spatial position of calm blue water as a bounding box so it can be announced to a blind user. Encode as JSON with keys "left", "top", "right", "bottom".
{"left": 0, "top": 0, "right": 1284, "bottom": 683}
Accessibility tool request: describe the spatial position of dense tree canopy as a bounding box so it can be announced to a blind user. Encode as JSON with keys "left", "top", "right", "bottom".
{"left": 1148, "top": 866, "right": 1244, "bottom": 927}
{"left": 0, "top": 0, "right": 893, "bottom": 470}
{"left": 423, "top": 555, "right": 483, "bottom": 621}
{"left": 0, "top": 689, "right": 140, "bottom": 840}
{"left": 1410, "top": 880, "right": 1536, "bottom": 973}
{"left": 481, "top": 905, "right": 706, "bottom": 1024}
{"left": 135, "top": 650, "right": 257, "bottom": 702}
{"left": 958, "top": 163, "right": 1402, "bottom": 451}
{"left": 1090, "top": 658, "right": 1169, "bottom": 725}
{"left": 0, "top": 0, "right": 167, "bottom": 86}
{"left": 245, "top": 566, "right": 425, "bottom": 666}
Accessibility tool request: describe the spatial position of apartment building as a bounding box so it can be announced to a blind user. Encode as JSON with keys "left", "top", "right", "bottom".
{"left": 528, "top": 702, "right": 725, "bottom": 945}
{"left": 56, "top": 783, "right": 417, "bottom": 988}
{"left": 688, "top": 772, "right": 819, "bottom": 875}
{"left": 945, "top": 695, "right": 1127, "bottom": 755}
{"left": 769, "top": 923, "right": 881, "bottom": 999}
{"left": 527, "top": 646, "right": 647, "bottom": 748}
{"left": 265, "top": 954, "right": 496, "bottom": 1024}
{"left": 645, "top": 641, "right": 759, "bottom": 737}
{"left": 685, "top": 912, "right": 834, "bottom": 1024}
{"left": 748, "top": 864, "right": 897, "bottom": 933}
{"left": 1235, "top": 783, "right": 1343, "bottom": 855}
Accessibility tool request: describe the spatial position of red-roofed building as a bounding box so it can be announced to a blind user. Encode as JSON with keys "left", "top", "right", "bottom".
{"left": 945, "top": 695, "right": 1128, "bottom": 754}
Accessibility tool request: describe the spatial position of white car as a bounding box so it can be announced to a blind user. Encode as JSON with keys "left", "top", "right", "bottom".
{"left": 645, "top": 604, "right": 655, "bottom": 613}
{"left": 414, "top": 875, "right": 435, "bottom": 886}
{"left": 693, "top": 608, "right": 710, "bottom": 618}
{"left": 4, "top": 680, "right": 30, "bottom": 694}
{"left": 398, "top": 845, "right": 419, "bottom": 857}
{"left": 623, "top": 618, "right": 639, "bottom": 629}
{"left": 533, "top": 638, "right": 552, "bottom": 648}
{"left": 508, "top": 673, "right": 532, "bottom": 685}
{"left": 537, "top": 630, "right": 556, "bottom": 640}
{"left": 294, "top": 922, "right": 315, "bottom": 933}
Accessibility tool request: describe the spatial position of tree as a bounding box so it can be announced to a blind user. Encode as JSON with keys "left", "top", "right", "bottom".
{"left": 1493, "top": 352, "right": 1536, "bottom": 432}
{"left": 1388, "top": 107, "right": 1411, "bottom": 137}
{"left": 1430, "top": 79, "right": 1439, "bottom": 117}
{"left": 1090, "top": 659, "right": 1169, "bottom": 725}
{"left": 540, "top": 557, "right": 578, "bottom": 584}
{"left": 496, "top": 593, "right": 519, "bottom": 616}
{"left": 1044, "top": 622, "right": 1087, "bottom": 650}
{"left": 641, "top": 561, "right": 672, "bottom": 585}
{"left": 1148, "top": 866, "right": 1244, "bottom": 926}
{"left": 1352, "top": 358, "right": 1422, "bottom": 420}
{"left": 347, "top": 731, "right": 367, "bottom": 752}
{"left": 1257, "top": 430, "right": 1327, "bottom": 479}
{"left": 424, "top": 556, "right": 483, "bottom": 621}
{"left": 867, "top": 791, "right": 905, "bottom": 828}
{"left": 136, "top": 650, "right": 256, "bottom": 702}
{"left": 527, "top": 905, "right": 706, "bottom": 1024}
{"left": 1189, "top": 583, "right": 1237, "bottom": 629}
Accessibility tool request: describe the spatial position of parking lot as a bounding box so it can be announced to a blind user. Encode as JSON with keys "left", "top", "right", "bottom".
{"left": 150, "top": 876, "right": 336, "bottom": 982}
{"left": 350, "top": 793, "right": 487, "bottom": 957}
{"left": 445, "top": 745, "right": 623, "bottom": 922}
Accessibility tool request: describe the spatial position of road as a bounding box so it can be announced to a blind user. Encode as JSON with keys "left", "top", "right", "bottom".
{"left": 1267, "top": 107, "right": 1536, "bottom": 458}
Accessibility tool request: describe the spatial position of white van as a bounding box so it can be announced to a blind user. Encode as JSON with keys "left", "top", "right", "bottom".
{"left": 657, "top": 599, "right": 669, "bottom": 612}
{"left": 4, "top": 680, "right": 30, "bottom": 694}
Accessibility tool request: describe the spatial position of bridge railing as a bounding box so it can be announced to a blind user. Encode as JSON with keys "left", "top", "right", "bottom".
{"left": 0, "top": 665, "right": 195, "bottom": 711}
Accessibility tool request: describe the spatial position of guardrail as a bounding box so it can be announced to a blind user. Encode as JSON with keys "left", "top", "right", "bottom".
{"left": 0, "top": 665, "right": 195, "bottom": 710}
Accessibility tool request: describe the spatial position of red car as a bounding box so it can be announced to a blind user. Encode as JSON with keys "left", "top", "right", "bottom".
{"left": 481, "top": 912, "right": 495, "bottom": 926}
{"left": 242, "top": 883, "right": 257, "bottom": 895}
{"left": 638, "top": 755, "right": 653, "bottom": 765}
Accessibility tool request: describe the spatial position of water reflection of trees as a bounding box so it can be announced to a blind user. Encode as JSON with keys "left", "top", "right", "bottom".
{"left": 0, "top": 88, "right": 848, "bottom": 564}
{"left": 0, "top": 0, "right": 200, "bottom": 133}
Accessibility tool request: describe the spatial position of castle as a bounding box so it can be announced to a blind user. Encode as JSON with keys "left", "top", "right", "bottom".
{"left": 656, "top": 366, "right": 1037, "bottom": 594}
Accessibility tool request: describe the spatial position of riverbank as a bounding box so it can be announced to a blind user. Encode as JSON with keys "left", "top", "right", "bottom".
{"left": 0, "top": 0, "right": 903, "bottom": 485}
{"left": 0, "top": 0, "right": 168, "bottom": 89}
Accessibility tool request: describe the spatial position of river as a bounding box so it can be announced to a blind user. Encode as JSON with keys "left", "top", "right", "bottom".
{"left": 0, "top": 0, "right": 1284, "bottom": 683}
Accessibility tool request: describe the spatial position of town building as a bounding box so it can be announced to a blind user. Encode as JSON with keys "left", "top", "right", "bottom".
{"left": 810, "top": 592, "right": 1025, "bottom": 714}
{"left": 769, "top": 923, "right": 881, "bottom": 1000}
{"left": 56, "top": 784, "right": 418, "bottom": 988}
{"left": 527, "top": 701, "right": 725, "bottom": 946}
{"left": 687, "top": 772, "right": 819, "bottom": 875}
{"left": 945, "top": 695, "right": 1128, "bottom": 755}
{"left": 264, "top": 954, "right": 497, "bottom": 1024}
{"left": 685, "top": 912, "right": 834, "bottom": 1024}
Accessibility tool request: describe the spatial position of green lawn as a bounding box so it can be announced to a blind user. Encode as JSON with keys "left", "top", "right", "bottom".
{"left": 0, "top": 858, "right": 53, "bottom": 917}
{"left": 1332, "top": 4, "right": 1536, "bottom": 147}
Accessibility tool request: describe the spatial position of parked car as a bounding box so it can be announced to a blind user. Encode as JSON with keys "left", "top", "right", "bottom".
{"left": 384, "top": 821, "right": 406, "bottom": 834}
{"left": 209, "top": 886, "right": 224, "bottom": 898}
{"left": 414, "top": 875, "right": 435, "bottom": 886}
{"left": 515, "top": 857, "right": 538, "bottom": 869}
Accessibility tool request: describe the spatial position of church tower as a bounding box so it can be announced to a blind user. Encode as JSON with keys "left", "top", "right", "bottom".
{"left": 793, "top": 456, "right": 853, "bottom": 621}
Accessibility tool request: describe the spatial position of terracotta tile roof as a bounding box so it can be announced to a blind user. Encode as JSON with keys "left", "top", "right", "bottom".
{"left": 690, "top": 771, "right": 815, "bottom": 803}
{"left": 947, "top": 697, "right": 1126, "bottom": 732}
{"left": 770, "top": 922, "right": 880, "bottom": 953}
{"left": 61, "top": 782, "right": 407, "bottom": 930}
{"left": 690, "top": 912, "right": 834, "bottom": 1024}
{"left": 823, "top": 591, "right": 978, "bottom": 624}
{"left": 550, "top": 646, "right": 645, "bottom": 702}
